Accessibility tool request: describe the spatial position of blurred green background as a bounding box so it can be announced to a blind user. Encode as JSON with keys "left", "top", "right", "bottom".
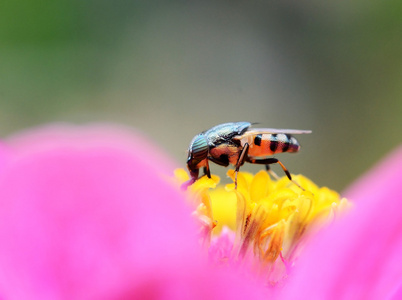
{"left": 1, "top": 1, "right": 401, "bottom": 191}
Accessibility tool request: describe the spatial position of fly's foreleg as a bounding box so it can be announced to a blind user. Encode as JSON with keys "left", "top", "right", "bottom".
{"left": 203, "top": 160, "right": 211, "bottom": 178}
{"left": 234, "top": 143, "right": 249, "bottom": 189}
{"left": 249, "top": 157, "right": 304, "bottom": 191}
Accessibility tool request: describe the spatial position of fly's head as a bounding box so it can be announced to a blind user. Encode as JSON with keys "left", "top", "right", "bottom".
{"left": 181, "top": 134, "right": 209, "bottom": 189}
{"left": 187, "top": 133, "right": 209, "bottom": 178}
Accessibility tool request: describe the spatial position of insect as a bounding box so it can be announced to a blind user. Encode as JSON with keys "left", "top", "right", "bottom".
{"left": 181, "top": 122, "right": 311, "bottom": 190}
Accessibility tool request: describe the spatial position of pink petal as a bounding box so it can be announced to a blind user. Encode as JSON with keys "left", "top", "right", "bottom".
{"left": 389, "top": 281, "right": 402, "bottom": 300}
{"left": 0, "top": 124, "right": 267, "bottom": 300}
{"left": 5, "top": 123, "right": 178, "bottom": 173}
{"left": 209, "top": 227, "right": 235, "bottom": 265}
{"left": 280, "top": 146, "right": 402, "bottom": 300}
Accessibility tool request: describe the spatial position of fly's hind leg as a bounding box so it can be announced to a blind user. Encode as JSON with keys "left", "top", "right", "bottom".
{"left": 234, "top": 143, "right": 250, "bottom": 189}
{"left": 265, "top": 164, "right": 280, "bottom": 180}
{"left": 249, "top": 157, "right": 305, "bottom": 191}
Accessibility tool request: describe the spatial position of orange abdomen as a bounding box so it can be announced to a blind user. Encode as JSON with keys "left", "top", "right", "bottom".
{"left": 247, "top": 133, "right": 300, "bottom": 157}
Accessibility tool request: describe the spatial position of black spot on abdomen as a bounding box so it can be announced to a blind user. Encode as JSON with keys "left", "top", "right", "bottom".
{"left": 254, "top": 134, "right": 262, "bottom": 146}
{"left": 269, "top": 134, "right": 278, "bottom": 152}
{"left": 281, "top": 134, "right": 291, "bottom": 152}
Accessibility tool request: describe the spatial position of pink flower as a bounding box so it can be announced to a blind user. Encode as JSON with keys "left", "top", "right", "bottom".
{"left": 0, "top": 124, "right": 266, "bottom": 299}
{"left": 280, "top": 146, "right": 402, "bottom": 300}
{"left": 0, "top": 123, "right": 401, "bottom": 299}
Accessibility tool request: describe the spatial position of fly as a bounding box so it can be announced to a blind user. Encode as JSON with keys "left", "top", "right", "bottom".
{"left": 182, "top": 122, "right": 311, "bottom": 190}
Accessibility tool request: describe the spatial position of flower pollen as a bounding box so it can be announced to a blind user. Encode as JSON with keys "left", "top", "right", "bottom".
{"left": 176, "top": 168, "right": 350, "bottom": 285}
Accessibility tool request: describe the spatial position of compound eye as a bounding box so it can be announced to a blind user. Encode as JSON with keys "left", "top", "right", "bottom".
{"left": 188, "top": 134, "right": 208, "bottom": 163}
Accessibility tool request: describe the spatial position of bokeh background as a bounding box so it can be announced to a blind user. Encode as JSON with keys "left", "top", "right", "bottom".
{"left": 1, "top": 1, "right": 401, "bottom": 191}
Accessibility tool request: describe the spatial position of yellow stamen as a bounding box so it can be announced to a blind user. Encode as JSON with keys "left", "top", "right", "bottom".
{"left": 175, "top": 168, "right": 351, "bottom": 283}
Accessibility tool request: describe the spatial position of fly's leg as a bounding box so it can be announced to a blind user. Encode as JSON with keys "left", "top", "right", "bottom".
{"left": 234, "top": 143, "right": 249, "bottom": 189}
{"left": 265, "top": 164, "right": 280, "bottom": 180}
{"left": 249, "top": 157, "right": 304, "bottom": 191}
{"left": 203, "top": 160, "right": 211, "bottom": 178}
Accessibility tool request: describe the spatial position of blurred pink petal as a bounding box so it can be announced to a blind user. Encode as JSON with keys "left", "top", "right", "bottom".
{"left": 0, "top": 124, "right": 266, "bottom": 300}
{"left": 280, "top": 145, "right": 402, "bottom": 300}
{"left": 208, "top": 227, "right": 235, "bottom": 265}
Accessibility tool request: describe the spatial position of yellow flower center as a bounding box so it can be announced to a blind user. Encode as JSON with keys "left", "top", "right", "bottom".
{"left": 175, "top": 168, "right": 350, "bottom": 284}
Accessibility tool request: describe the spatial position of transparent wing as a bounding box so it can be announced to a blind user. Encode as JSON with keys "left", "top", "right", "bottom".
{"left": 247, "top": 128, "right": 312, "bottom": 135}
